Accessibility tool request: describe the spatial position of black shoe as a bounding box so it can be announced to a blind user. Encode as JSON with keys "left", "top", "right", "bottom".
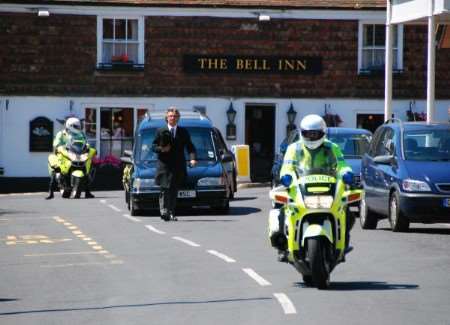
{"left": 45, "top": 192, "right": 54, "bottom": 200}
{"left": 344, "top": 245, "right": 354, "bottom": 254}
{"left": 85, "top": 191, "right": 95, "bottom": 199}
{"left": 161, "top": 214, "right": 170, "bottom": 221}
{"left": 170, "top": 214, "right": 178, "bottom": 221}
{"left": 277, "top": 250, "right": 288, "bottom": 263}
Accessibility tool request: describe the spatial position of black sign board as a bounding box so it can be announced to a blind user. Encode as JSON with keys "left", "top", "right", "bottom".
{"left": 30, "top": 116, "right": 53, "bottom": 152}
{"left": 184, "top": 55, "right": 322, "bottom": 74}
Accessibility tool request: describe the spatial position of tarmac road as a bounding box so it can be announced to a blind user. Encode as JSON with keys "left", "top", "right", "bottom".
{"left": 0, "top": 187, "right": 449, "bottom": 324}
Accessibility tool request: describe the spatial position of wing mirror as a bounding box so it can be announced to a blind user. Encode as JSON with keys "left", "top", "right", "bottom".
{"left": 120, "top": 150, "right": 133, "bottom": 164}
{"left": 373, "top": 155, "right": 394, "bottom": 165}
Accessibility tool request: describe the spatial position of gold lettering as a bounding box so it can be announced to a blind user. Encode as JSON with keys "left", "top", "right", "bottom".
{"left": 220, "top": 59, "right": 228, "bottom": 70}
{"left": 207, "top": 59, "right": 220, "bottom": 70}
{"left": 245, "top": 59, "right": 252, "bottom": 70}
{"left": 236, "top": 59, "right": 244, "bottom": 70}
{"left": 278, "top": 59, "right": 308, "bottom": 71}
{"left": 262, "top": 59, "right": 270, "bottom": 70}
{"left": 198, "top": 58, "right": 208, "bottom": 69}
{"left": 296, "top": 59, "right": 307, "bottom": 70}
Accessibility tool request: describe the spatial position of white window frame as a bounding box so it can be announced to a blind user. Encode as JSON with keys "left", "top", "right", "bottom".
{"left": 96, "top": 16, "right": 145, "bottom": 66}
{"left": 358, "top": 20, "right": 404, "bottom": 74}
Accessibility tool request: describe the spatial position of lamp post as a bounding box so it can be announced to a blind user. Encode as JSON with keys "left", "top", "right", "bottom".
{"left": 226, "top": 102, "right": 237, "bottom": 140}
{"left": 286, "top": 102, "right": 297, "bottom": 136}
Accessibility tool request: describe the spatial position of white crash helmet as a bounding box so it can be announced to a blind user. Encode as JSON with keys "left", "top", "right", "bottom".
{"left": 65, "top": 117, "right": 82, "bottom": 135}
{"left": 300, "top": 114, "right": 327, "bottom": 150}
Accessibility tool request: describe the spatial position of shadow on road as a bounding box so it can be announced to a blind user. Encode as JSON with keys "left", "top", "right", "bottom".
{"left": 140, "top": 206, "right": 261, "bottom": 218}
{"left": 0, "top": 297, "right": 272, "bottom": 316}
{"left": 0, "top": 298, "right": 19, "bottom": 302}
{"left": 378, "top": 227, "right": 450, "bottom": 235}
{"left": 232, "top": 196, "right": 257, "bottom": 201}
{"left": 295, "top": 281, "right": 419, "bottom": 291}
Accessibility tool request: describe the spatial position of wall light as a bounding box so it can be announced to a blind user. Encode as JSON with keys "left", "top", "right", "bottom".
{"left": 226, "top": 102, "right": 237, "bottom": 140}
{"left": 286, "top": 102, "right": 297, "bottom": 136}
{"left": 258, "top": 14, "right": 271, "bottom": 22}
{"left": 38, "top": 9, "right": 50, "bottom": 17}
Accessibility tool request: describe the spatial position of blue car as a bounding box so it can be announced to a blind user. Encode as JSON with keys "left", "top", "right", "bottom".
{"left": 360, "top": 120, "right": 450, "bottom": 231}
{"left": 121, "top": 112, "right": 237, "bottom": 216}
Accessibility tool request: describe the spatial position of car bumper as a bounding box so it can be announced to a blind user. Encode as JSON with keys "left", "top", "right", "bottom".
{"left": 131, "top": 188, "right": 228, "bottom": 210}
{"left": 399, "top": 192, "right": 450, "bottom": 223}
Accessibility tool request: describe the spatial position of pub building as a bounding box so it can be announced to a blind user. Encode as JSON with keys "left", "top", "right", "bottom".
{"left": 0, "top": 0, "right": 449, "bottom": 185}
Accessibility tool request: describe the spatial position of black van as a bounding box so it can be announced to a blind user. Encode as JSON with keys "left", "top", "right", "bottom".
{"left": 121, "top": 112, "right": 237, "bottom": 216}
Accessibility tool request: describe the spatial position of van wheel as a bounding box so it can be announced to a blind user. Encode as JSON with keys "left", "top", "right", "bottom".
{"left": 360, "top": 196, "right": 378, "bottom": 229}
{"left": 130, "top": 197, "right": 140, "bottom": 216}
{"left": 389, "top": 192, "right": 409, "bottom": 232}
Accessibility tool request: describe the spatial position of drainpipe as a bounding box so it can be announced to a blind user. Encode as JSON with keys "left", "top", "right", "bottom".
{"left": 427, "top": 0, "right": 436, "bottom": 123}
{"left": 385, "top": 0, "right": 393, "bottom": 122}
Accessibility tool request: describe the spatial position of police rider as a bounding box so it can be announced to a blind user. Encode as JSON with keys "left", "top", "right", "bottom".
{"left": 275, "top": 114, "right": 354, "bottom": 262}
{"left": 46, "top": 117, "right": 95, "bottom": 199}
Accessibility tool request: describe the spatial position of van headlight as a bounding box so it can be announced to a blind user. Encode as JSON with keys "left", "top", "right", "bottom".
{"left": 133, "top": 178, "right": 157, "bottom": 191}
{"left": 304, "top": 196, "right": 334, "bottom": 209}
{"left": 402, "top": 179, "right": 431, "bottom": 192}
{"left": 197, "top": 177, "right": 224, "bottom": 186}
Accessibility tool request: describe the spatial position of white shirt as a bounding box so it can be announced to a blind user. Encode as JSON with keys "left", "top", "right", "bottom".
{"left": 168, "top": 125, "right": 177, "bottom": 138}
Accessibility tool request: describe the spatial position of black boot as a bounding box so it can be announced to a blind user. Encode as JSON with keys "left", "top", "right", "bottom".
{"left": 45, "top": 172, "right": 55, "bottom": 200}
{"left": 45, "top": 191, "right": 54, "bottom": 200}
{"left": 85, "top": 190, "right": 95, "bottom": 199}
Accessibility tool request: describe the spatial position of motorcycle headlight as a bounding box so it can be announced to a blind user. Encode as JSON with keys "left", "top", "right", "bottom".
{"left": 304, "top": 195, "right": 334, "bottom": 209}
{"left": 197, "top": 177, "right": 224, "bottom": 186}
{"left": 80, "top": 153, "right": 89, "bottom": 162}
{"left": 402, "top": 179, "right": 431, "bottom": 192}
{"left": 67, "top": 152, "right": 78, "bottom": 161}
{"left": 133, "top": 178, "right": 157, "bottom": 192}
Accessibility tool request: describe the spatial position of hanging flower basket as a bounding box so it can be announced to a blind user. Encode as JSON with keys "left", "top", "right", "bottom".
{"left": 406, "top": 111, "right": 426, "bottom": 122}
{"left": 91, "top": 155, "right": 123, "bottom": 190}
{"left": 322, "top": 113, "right": 343, "bottom": 127}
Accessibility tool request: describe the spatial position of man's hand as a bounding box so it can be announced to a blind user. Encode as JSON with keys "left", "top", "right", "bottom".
{"left": 189, "top": 159, "right": 197, "bottom": 167}
{"left": 161, "top": 144, "right": 171, "bottom": 153}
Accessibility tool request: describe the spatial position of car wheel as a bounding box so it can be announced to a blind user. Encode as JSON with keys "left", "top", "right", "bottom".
{"left": 359, "top": 196, "right": 378, "bottom": 230}
{"left": 215, "top": 199, "right": 230, "bottom": 215}
{"left": 130, "top": 196, "right": 140, "bottom": 216}
{"left": 389, "top": 192, "right": 409, "bottom": 232}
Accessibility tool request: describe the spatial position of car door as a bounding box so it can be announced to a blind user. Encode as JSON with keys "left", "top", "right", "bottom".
{"left": 362, "top": 127, "right": 386, "bottom": 213}
{"left": 213, "top": 128, "right": 235, "bottom": 192}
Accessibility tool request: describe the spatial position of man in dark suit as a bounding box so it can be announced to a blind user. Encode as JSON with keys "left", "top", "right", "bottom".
{"left": 152, "top": 107, "right": 197, "bottom": 221}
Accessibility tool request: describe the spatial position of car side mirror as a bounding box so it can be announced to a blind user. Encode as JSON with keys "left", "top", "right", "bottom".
{"left": 120, "top": 156, "right": 132, "bottom": 164}
{"left": 123, "top": 150, "right": 133, "bottom": 158}
{"left": 373, "top": 155, "right": 394, "bottom": 165}
{"left": 221, "top": 151, "right": 233, "bottom": 163}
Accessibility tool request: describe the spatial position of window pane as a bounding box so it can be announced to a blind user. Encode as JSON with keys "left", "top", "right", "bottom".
{"left": 100, "top": 109, "right": 113, "bottom": 139}
{"left": 364, "top": 25, "right": 374, "bottom": 46}
{"left": 393, "top": 49, "right": 398, "bottom": 69}
{"left": 374, "top": 25, "right": 385, "bottom": 46}
{"left": 114, "top": 43, "right": 127, "bottom": 57}
{"left": 373, "top": 49, "right": 385, "bottom": 68}
{"left": 115, "top": 19, "right": 126, "bottom": 40}
{"left": 137, "top": 109, "right": 148, "bottom": 124}
{"left": 102, "top": 42, "right": 113, "bottom": 63}
{"left": 362, "top": 49, "right": 372, "bottom": 69}
{"left": 126, "top": 43, "right": 139, "bottom": 63}
{"left": 127, "top": 19, "right": 138, "bottom": 40}
{"left": 103, "top": 19, "right": 114, "bottom": 39}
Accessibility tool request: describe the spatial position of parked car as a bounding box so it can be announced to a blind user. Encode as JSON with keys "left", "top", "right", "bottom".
{"left": 360, "top": 120, "right": 450, "bottom": 231}
{"left": 121, "top": 111, "right": 237, "bottom": 216}
{"left": 271, "top": 127, "right": 372, "bottom": 188}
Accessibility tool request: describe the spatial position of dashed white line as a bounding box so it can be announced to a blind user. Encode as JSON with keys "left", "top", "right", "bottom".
{"left": 207, "top": 250, "right": 236, "bottom": 263}
{"left": 145, "top": 225, "right": 166, "bottom": 235}
{"left": 108, "top": 204, "right": 121, "bottom": 212}
{"left": 242, "top": 268, "right": 271, "bottom": 286}
{"left": 100, "top": 199, "right": 107, "bottom": 204}
{"left": 123, "top": 214, "right": 141, "bottom": 222}
{"left": 273, "top": 293, "right": 297, "bottom": 314}
{"left": 172, "top": 236, "right": 201, "bottom": 247}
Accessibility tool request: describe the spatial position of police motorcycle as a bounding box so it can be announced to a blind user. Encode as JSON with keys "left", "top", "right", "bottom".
{"left": 268, "top": 166, "right": 362, "bottom": 289}
{"left": 48, "top": 137, "right": 96, "bottom": 199}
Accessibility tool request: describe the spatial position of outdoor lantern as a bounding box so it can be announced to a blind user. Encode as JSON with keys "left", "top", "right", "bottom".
{"left": 286, "top": 102, "right": 297, "bottom": 136}
{"left": 226, "top": 102, "right": 237, "bottom": 140}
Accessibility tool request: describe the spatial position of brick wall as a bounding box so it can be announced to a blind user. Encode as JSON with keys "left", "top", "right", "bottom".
{"left": 0, "top": 13, "right": 448, "bottom": 98}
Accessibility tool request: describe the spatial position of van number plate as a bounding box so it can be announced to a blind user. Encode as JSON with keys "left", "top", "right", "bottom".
{"left": 444, "top": 198, "right": 450, "bottom": 208}
{"left": 178, "top": 190, "right": 196, "bottom": 198}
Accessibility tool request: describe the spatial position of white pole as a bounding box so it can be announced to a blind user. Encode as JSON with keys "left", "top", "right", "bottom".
{"left": 385, "top": 0, "right": 393, "bottom": 122}
{"left": 427, "top": 0, "right": 436, "bottom": 123}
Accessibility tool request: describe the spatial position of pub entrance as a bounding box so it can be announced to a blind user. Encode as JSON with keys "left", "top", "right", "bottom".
{"left": 245, "top": 104, "right": 275, "bottom": 182}
{"left": 356, "top": 113, "right": 385, "bottom": 133}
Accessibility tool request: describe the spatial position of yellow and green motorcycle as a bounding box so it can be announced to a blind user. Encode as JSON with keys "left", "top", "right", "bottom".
{"left": 268, "top": 166, "right": 363, "bottom": 289}
{"left": 48, "top": 138, "right": 96, "bottom": 199}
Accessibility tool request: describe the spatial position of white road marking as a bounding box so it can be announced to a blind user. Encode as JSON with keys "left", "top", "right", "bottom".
{"left": 41, "top": 261, "right": 122, "bottom": 268}
{"left": 273, "top": 293, "right": 297, "bottom": 314}
{"left": 123, "top": 214, "right": 141, "bottom": 222}
{"left": 242, "top": 268, "right": 271, "bottom": 286}
{"left": 108, "top": 204, "right": 121, "bottom": 212}
{"left": 172, "top": 236, "right": 201, "bottom": 247}
{"left": 145, "top": 225, "right": 166, "bottom": 235}
{"left": 100, "top": 199, "right": 107, "bottom": 204}
{"left": 0, "top": 192, "right": 46, "bottom": 197}
{"left": 25, "top": 251, "right": 102, "bottom": 257}
{"left": 207, "top": 250, "right": 236, "bottom": 263}
{"left": 436, "top": 223, "right": 450, "bottom": 228}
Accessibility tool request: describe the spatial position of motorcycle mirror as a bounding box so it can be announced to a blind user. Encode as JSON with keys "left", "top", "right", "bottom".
{"left": 280, "top": 174, "right": 293, "bottom": 187}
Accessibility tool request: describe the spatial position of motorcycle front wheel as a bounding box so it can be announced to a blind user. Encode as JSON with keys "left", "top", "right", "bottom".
{"left": 70, "top": 177, "right": 82, "bottom": 199}
{"left": 307, "top": 237, "right": 330, "bottom": 289}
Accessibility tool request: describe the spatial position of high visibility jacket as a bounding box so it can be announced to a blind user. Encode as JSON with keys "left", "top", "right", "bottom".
{"left": 53, "top": 130, "right": 86, "bottom": 150}
{"left": 280, "top": 139, "right": 351, "bottom": 180}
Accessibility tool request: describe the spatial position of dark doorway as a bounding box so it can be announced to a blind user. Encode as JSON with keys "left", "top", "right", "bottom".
{"left": 357, "top": 114, "right": 385, "bottom": 133}
{"left": 245, "top": 104, "right": 275, "bottom": 182}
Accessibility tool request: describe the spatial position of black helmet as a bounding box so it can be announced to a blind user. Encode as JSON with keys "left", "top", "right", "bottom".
{"left": 160, "top": 130, "right": 172, "bottom": 147}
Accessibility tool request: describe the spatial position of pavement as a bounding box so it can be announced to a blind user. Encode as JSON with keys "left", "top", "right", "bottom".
{"left": 237, "top": 182, "right": 270, "bottom": 189}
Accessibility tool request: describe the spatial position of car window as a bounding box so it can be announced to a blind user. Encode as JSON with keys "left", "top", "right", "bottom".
{"left": 213, "top": 128, "right": 229, "bottom": 153}
{"left": 328, "top": 133, "right": 371, "bottom": 158}
{"left": 404, "top": 128, "right": 450, "bottom": 161}
{"left": 368, "top": 127, "right": 384, "bottom": 157}
{"left": 136, "top": 127, "right": 216, "bottom": 162}
{"left": 374, "top": 127, "right": 395, "bottom": 157}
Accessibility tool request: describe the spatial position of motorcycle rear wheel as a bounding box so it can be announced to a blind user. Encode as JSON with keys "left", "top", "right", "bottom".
{"left": 308, "top": 238, "right": 330, "bottom": 289}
